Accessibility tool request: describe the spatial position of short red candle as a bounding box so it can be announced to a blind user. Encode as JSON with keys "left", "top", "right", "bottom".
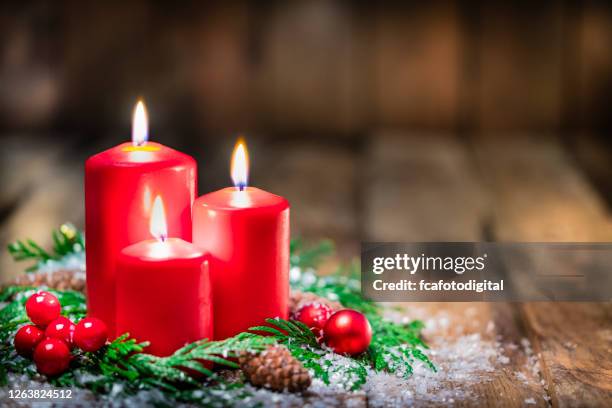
{"left": 192, "top": 139, "right": 289, "bottom": 339}
{"left": 116, "top": 197, "right": 212, "bottom": 356}
{"left": 85, "top": 102, "right": 196, "bottom": 335}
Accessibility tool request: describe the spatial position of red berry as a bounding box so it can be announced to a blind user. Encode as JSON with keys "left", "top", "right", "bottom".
{"left": 74, "top": 317, "right": 108, "bottom": 352}
{"left": 14, "top": 324, "right": 45, "bottom": 358}
{"left": 33, "top": 338, "right": 71, "bottom": 376}
{"left": 294, "top": 302, "right": 333, "bottom": 337}
{"left": 323, "top": 309, "right": 372, "bottom": 356}
{"left": 45, "top": 317, "right": 76, "bottom": 348}
{"left": 25, "top": 291, "right": 61, "bottom": 327}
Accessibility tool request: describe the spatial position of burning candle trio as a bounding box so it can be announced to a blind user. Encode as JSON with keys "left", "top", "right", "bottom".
{"left": 85, "top": 101, "right": 289, "bottom": 356}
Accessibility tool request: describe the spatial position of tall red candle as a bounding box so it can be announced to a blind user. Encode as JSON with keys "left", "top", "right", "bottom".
{"left": 85, "top": 101, "right": 196, "bottom": 335}
{"left": 116, "top": 196, "right": 211, "bottom": 356}
{"left": 192, "top": 139, "right": 289, "bottom": 339}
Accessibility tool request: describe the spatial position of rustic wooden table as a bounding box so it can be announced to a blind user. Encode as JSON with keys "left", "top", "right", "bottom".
{"left": 1, "top": 133, "right": 610, "bottom": 407}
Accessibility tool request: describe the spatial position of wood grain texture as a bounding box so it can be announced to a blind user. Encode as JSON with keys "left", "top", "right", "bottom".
{"left": 477, "top": 3, "right": 565, "bottom": 131}
{"left": 572, "top": 2, "right": 612, "bottom": 131}
{"left": 255, "top": 0, "right": 366, "bottom": 133}
{"left": 2, "top": 134, "right": 611, "bottom": 406}
{"left": 474, "top": 136, "right": 612, "bottom": 407}
{"left": 372, "top": 2, "right": 460, "bottom": 129}
{"left": 364, "top": 132, "right": 488, "bottom": 241}
{"left": 364, "top": 133, "right": 548, "bottom": 406}
{"left": 254, "top": 140, "right": 361, "bottom": 260}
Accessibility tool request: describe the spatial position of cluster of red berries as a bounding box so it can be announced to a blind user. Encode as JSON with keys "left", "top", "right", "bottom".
{"left": 14, "top": 291, "right": 108, "bottom": 376}
{"left": 293, "top": 303, "right": 372, "bottom": 356}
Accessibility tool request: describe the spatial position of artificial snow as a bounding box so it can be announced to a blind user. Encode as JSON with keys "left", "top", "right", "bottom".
{"left": 2, "top": 263, "right": 552, "bottom": 406}
{"left": 0, "top": 305, "right": 550, "bottom": 407}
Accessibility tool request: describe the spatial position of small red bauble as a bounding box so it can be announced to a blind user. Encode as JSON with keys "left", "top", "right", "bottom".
{"left": 25, "top": 291, "right": 61, "bottom": 327}
{"left": 294, "top": 302, "right": 333, "bottom": 337}
{"left": 14, "top": 324, "right": 45, "bottom": 358}
{"left": 74, "top": 317, "right": 108, "bottom": 352}
{"left": 323, "top": 309, "right": 372, "bottom": 356}
{"left": 33, "top": 338, "right": 71, "bottom": 376}
{"left": 45, "top": 317, "right": 76, "bottom": 348}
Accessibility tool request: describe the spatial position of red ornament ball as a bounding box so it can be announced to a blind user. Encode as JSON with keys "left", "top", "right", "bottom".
{"left": 45, "top": 317, "right": 76, "bottom": 348}
{"left": 294, "top": 302, "right": 333, "bottom": 336}
{"left": 33, "top": 338, "right": 71, "bottom": 376}
{"left": 74, "top": 317, "right": 108, "bottom": 352}
{"left": 25, "top": 291, "right": 61, "bottom": 327}
{"left": 323, "top": 309, "right": 372, "bottom": 356}
{"left": 14, "top": 324, "right": 45, "bottom": 358}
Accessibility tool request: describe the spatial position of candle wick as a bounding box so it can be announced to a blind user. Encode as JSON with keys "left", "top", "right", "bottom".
{"left": 160, "top": 235, "right": 167, "bottom": 243}
{"left": 236, "top": 184, "right": 246, "bottom": 192}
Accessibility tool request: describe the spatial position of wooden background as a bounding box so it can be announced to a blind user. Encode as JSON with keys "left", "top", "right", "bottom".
{"left": 0, "top": 1, "right": 611, "bottom": 406}
{"left": 0, "top": 1, "right": 611, "bottom": 134}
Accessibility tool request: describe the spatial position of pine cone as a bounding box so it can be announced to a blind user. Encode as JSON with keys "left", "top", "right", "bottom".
{"left": 239, "top": 346, "right": 311, "bottom": 392}
{"left": 289, "top": 290, "right": 341, "bottom": 316}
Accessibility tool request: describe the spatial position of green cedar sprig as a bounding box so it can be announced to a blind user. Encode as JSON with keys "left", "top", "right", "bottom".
{"left": 251, "top": 318, "right": 370, "bottom": 390}
{"left": 7, "top": 223, "right": 84, "bottom": 272}
{"left": 289, "top": 241, "right": 435, "bottom": 377}
{"left": 0, "top": 285, "right": 275, "bottom": 402}
{"left": 0, "top": 287, "right": 86, "bottom": 344}
{"left": 0, "top": 286, "right": 87, "bottom": 386}
{"left": 51, "top": 333, "right": 276, "bottom": 394}
{"left": 250, "top": 318, "right": 319, "bottom": 348}
{"left": 290, "top": 239, "right": 334, "bottom": 270}
{"left": 127, "top": 333, "right": 276, "bottom": 389}
{"left": 0, "top": 283, "right": 274, "bottom": 390}
{"left": 1, "top": 231, "right": 436, "bottom": 399}
{"left": 368, "top": 316, "right": 436, "bottom": 375}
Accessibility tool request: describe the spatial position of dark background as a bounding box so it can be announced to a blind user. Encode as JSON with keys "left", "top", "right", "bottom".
{"left": 1, "top": 1, "right": 610, "bottom": 135}
{"left": 1, "top": 0, "right": 612, "bottom": 281}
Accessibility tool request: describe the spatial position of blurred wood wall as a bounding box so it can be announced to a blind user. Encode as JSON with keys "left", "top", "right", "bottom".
{"left": 0, "top": 0, "right": 611, "bottom": 135}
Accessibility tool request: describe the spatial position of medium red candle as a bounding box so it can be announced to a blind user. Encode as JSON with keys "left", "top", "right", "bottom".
{"left": 85, "top": 101, "right": 196, "bottom": 335}
{"left": 116, "top": 196, "right": 211, "bottom": 356}
{"left": 193, "top": 139, "right": 289, "bottom": 339}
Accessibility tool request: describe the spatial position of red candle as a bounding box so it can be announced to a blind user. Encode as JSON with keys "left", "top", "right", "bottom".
{"left": 116, "top": 196, "right": 211, "bottom": 356}
{"left": 192, "top": 139, "right": 289, "bottom": 339}
{"left": 85, "top": 101, "right": 196, "bottom": 335}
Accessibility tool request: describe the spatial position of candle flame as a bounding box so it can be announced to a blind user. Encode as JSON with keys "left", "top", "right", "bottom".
{"left": 132, "top": 100, "right": 148, "bottom": 146}
{"left": 150, "top": 195, "right": 167, "bottom": 241}
{"left": 231, "top": 137, "right": 249, "bottom": 190}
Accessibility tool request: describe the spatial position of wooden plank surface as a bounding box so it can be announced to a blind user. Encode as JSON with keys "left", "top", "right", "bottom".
{"left": 364, "top": 133, "right": 549, "bottom": 406}
{"left": 475, "top": 3, "right": 565, "bottom": 131}
{"left": 2, "top": 133, "right": 611, "bottom": 406}
{"left": 474, "top": 136, "right": 612, "bottom": 407}
{"left": 256, "top": 1, "right": 364, "bottom": 133}
{"left": 372, "top": 2, "right": 461, "bottom": 128}
{"left": 364, "top": 132, "right": 488, "bottom": 241}
{"left": 255, "top": 139, "right": 361, "bottom": 260}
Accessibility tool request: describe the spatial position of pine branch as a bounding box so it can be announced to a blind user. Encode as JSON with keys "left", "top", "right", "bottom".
{"left": 7, "top": 223, "right": 84, "bottom": 272}
{"left": 52, "top": 223, "right": 85, "bottom": 257}
{"left": 368, "top": 316, "right": 436, "bottom": 376}
{"left": 250, "top": 318, "right": 319, "bottom": 348}
{"left": 7, "top": 240, "right": 53, "bottom": 271}
{"left": 49, "top": 333, "right": 278, "bottom": 395}
{"left": 290, "top": 239, "right": 334, "bottom": 270}
{"left": 289, "top": 244, "right": 436, "bottom": 378}
{"left": 128, "top": 332, "right": 277, "bottom": 388}
{"left": 249, "top": 318, "right": 369, "bottom": 390}
{"left": 0, "top": 287, "right": 86, "bottom": 343}
{"left": 1, "top": 235, "right": 438, "bottom": 400}
{"left": 0, "top": 285, "right": 35, "bottom": 302}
